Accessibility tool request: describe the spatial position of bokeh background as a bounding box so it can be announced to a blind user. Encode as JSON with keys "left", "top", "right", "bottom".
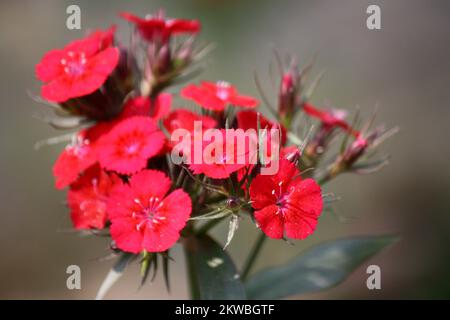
{"left": 1, "top": 0, "right": 449, "bottom": 299}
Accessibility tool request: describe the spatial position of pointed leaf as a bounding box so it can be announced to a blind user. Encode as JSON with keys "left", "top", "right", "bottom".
{"left": 246, "top": 235, "right": 397, "bottom": 299}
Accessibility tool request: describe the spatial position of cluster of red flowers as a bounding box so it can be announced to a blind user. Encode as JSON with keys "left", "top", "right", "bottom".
{"left": 35, "top": 10, "right": 383, "bottom": 257}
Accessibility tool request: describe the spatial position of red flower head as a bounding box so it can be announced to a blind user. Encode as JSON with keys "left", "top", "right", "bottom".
{"left": 249, "top": 159, "right": 323, "bottom": 239}
{"left": 96, "top": 116, "right": 165, "bottom": 175}
{"left": 119, "top": 94, "right": 171, "bottom": 120}
{"left": 189, "top": 129, "right": 250, "bottom": 179}
{"left": 181, "top": 81, "right": 259, "bottom": 111}
{"left": 36, "top": 27, "right": 119, "bottom": 103}
{"left": 68, "top": 165, "right": 120, "bottom": 230}
{"left": 107, "top": 170, "right": 192, "bottom": 253}
{"left": 120, "top": 11, "right": 200, "bottom": 43}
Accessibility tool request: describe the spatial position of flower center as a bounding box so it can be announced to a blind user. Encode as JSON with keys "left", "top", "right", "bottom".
{"left": 216, "top": 81, "right": 230, "bottom": 100}
{"left": 133, "top": 198, "right": 167, "bottom": 231}
{"left": 273, "top": 181, "right": 293, "bottom": 211}
{"left": 276, "top": 194, "right": 289, "bottom": 208}
{"left": 67, "top": 134, "right": 90, "bottom": 159}
{"left": 124, "top": 142, "right": 140, "bottom": 155}
{"left": 61, "top": 51, "right": 87, "bottom": 76}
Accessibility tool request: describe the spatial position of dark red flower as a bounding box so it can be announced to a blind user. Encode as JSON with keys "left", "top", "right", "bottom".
{"left": 119, "top": 94, "right": 171, "bottom": 120}
{"left": 107, "top": 170, "right": 192, "bottom": 253}
{"left": 120, "top": 11, "right": 200, "bottom": 43}
{"left": 249, "top": 159, "right": 323, "bottom": 239}
{"left": 181, "top": 81, "right": 259, "bottom": 111}
{"left": 68, "top": 165, "right": 120, "bottom": 230}
{"left": 36, "top": 27, "right": 119, "bottom": 103}
{"left": 96, "top": 116, "right": 165, "bottom": 175}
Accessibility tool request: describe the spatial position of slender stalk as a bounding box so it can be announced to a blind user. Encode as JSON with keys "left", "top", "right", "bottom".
{"left": 241, "top": 232, "right": 266, "bottom": 282}
{"left": 183, "top": 238, "right": 200, "bottom": 300}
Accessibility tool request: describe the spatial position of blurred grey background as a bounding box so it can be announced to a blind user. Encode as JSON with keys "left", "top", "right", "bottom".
{"left": 0, "top": 0, "right": 449, "bottom": 299}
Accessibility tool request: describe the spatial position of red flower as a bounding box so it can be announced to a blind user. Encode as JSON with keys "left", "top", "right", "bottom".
{"left": 36, "top": 27, "right": 119, "bottom": 103}
{"left": 181, "top": 81, "right": 259, "bottom": 111}
{"left": 120, "top": 11, "right": 200, "bottom": 42}
{"left": 53, "top": 131, "right": 97, "bottom": 189}
{"left": 96, "top": 116, "right": 165, "bottom": 175}
{"left": 303, "top": 103, "right": 358, "bottom": 136}
{"left": 249, "top": 159, "right": 323, "bottom": 239}
{"left": 119, "top": 94, "right": 171, "bottom": 120}
{"left": 52, "top": 122, "right": 115, "bottom": 189}
{"left": 107, "top": 170, "right": 192, "bottom": 253}
{"left": 189, "top": 129, "right": 249, "bottom": 179}
{"left": 236, "top": 110, "right": 287, "bottom": 145}
{"left": 68, "top": 165, "right": 120, "bottom": 230}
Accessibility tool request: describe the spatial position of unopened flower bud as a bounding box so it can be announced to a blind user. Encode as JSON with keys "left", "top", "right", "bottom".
{"left": 342, "top": 136, "right": 368, "bottom": 166}
{"left": 278, "top": 66, "right": 299, "bottom": 119}
{"left": 156, "top": 43, "right": 171, "bottom": 74}
{"left": 176, "top": 37, "right": 195, "bottom": 65}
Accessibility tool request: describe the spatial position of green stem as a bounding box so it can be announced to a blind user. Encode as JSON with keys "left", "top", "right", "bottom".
{"left": 183, "top": 239, "right": 200, "bottom": 300}
{"left": 241, "top": 232, "right": 267, "bottom": 282}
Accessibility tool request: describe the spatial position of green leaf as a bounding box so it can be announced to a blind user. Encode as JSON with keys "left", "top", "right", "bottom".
{"left": 246, "top": 235, "right": 397, "bottom": 299}
{"left": 95, "top": 252, "right": 135, "bottom": 300}
{"left": 184, "top": 234, "right": 246, "bottom": 300}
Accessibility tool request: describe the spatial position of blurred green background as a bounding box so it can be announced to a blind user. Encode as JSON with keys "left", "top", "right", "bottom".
{"left": 1, "top": 0, "right": 449, "bottom": 299}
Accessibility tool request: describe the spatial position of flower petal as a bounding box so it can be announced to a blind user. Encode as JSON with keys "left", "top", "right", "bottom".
{"left": 254, "top": 205, "right": 284, "bottom": 239}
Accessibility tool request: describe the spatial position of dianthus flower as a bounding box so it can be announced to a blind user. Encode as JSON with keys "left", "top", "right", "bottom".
{"left": 249, "top": 159, "right": 323, "bottom": 239}
{"left": 96, "top": 116, "right": 165, "bottom": 175}
{"left": 36, "top": 27, "right": 119, "bottom": 103}
{"left": 68, "top": 165, "right": 120, "bottom": 230}
{"left": 120, "top": 11, "right": 200, "bottom": 43}
{"left": 107, "top": 170, "right": 192, "bottom": 253}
